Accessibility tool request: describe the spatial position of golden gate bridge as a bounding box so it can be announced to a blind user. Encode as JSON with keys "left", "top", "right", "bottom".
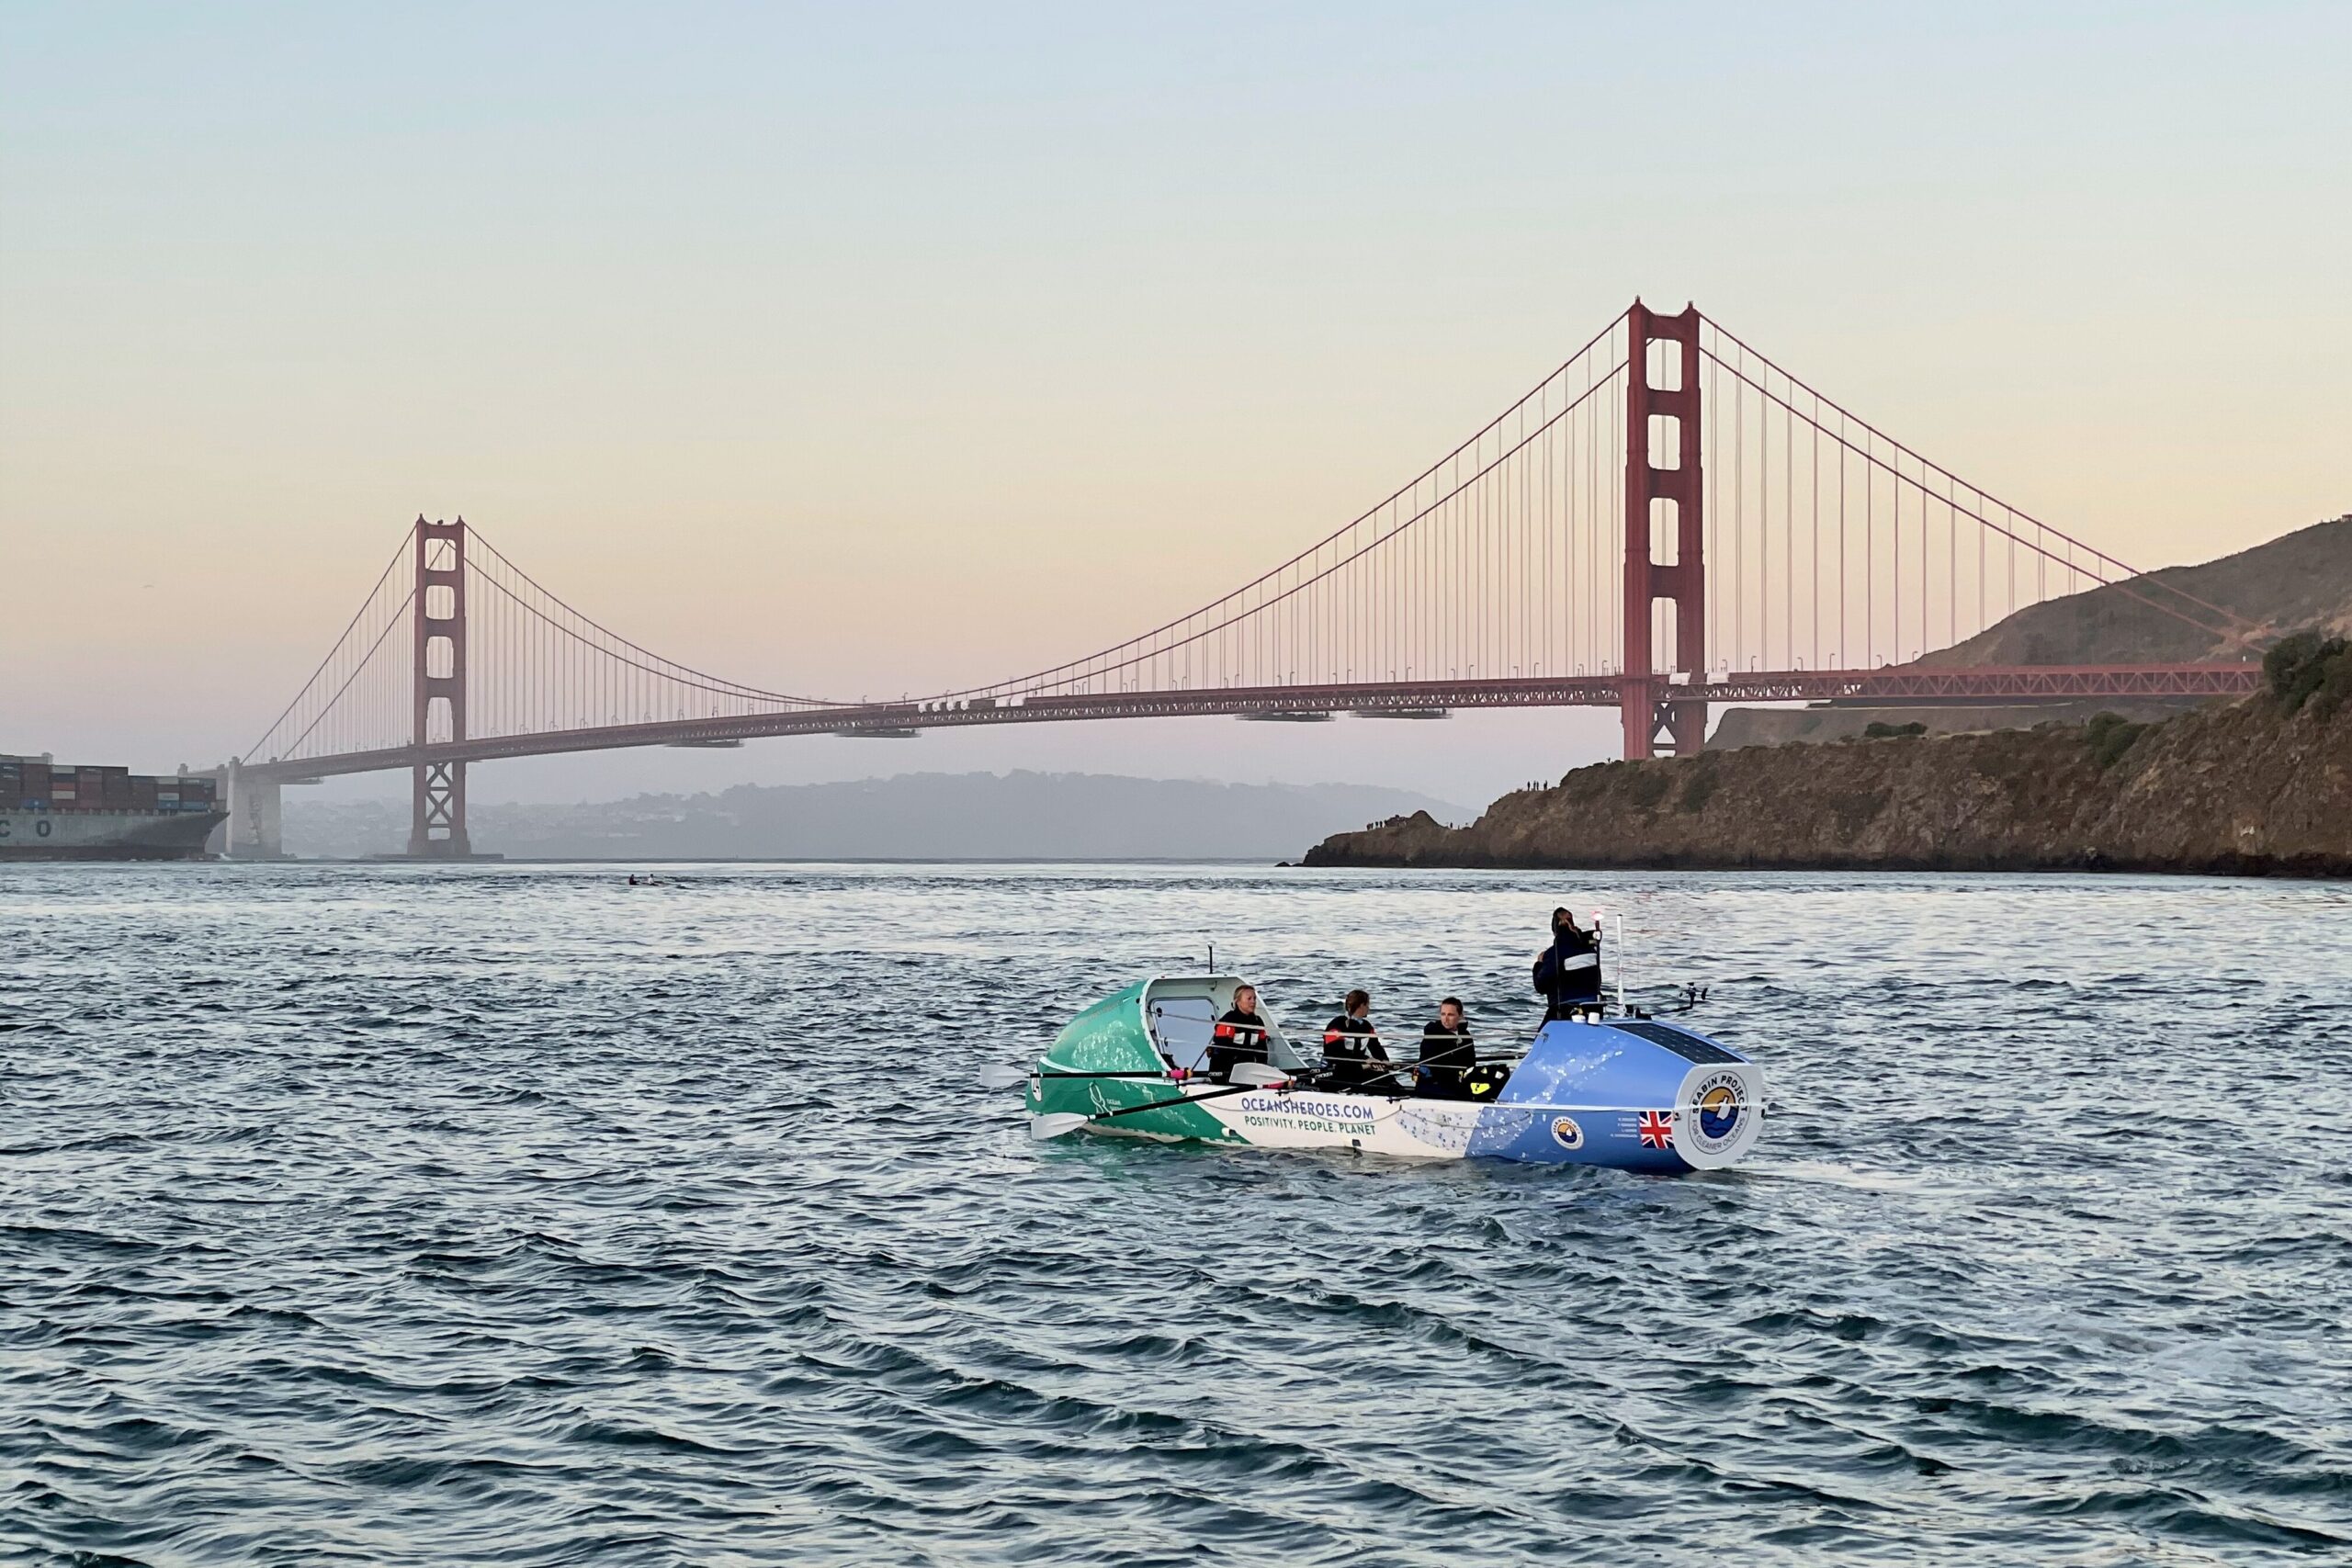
{"left": 217, "top": 301, "right": 2260, "bottom": 856}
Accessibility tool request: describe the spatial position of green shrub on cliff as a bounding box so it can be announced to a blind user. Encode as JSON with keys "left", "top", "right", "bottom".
{"left": 2265, "top": 631, "right": 2352, "bottom": 717}
{"left": 1860, "top": 720, "right": 1928, "bottom": 739}
{"left": 2082, "top": 711, "right": 2149, "bottom": 769}
{"left": 1679, "top": 758, "right": 1721, "bottom": 812}
{"left": 2324, "top": 662, "right": 2352, "bottom": 718}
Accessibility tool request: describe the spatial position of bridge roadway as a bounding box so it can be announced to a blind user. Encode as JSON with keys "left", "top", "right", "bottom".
{"left": 232, "top": 662, "right": 2260, "bottom": 784}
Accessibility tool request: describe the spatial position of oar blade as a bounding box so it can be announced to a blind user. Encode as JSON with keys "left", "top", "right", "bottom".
{"left": 1028, "top": 1112, "right": 1092, "bottom": 1142}
{"left": 978, "top": 1064, "right": 1032, "bottom": 1090}
{"left": 1227, "top": 1062, "right": 1293, "bottom": 1087}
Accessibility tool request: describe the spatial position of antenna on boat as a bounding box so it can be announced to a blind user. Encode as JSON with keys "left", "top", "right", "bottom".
{"left": 1585, "top": 907, "right": 1629, "bottom": 1015}
{"left": 1207, "top": 940, "right": 1216, "bottom": 973}
{"left": 1613, "top": 913, "right": 1628, "bottom": 1014}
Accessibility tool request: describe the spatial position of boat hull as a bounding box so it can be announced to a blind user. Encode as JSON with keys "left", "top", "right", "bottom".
{"left": 1024, "top": 982, "right": 1764, "bottom": 1173}
{"left": 0, "top": 807, "right": 227, "bottom": 861}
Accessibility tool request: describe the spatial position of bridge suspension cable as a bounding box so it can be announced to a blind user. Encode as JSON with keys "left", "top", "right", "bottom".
{"left": 909, "top": 302, "right": 2245, "bottom": 713}
{"left": 238, "top": 299, "right": 2260, "bottom": 792}
{"left": 245, "top": 524, "right": 842, "bottom": 768}
{"left": 244, "top": 536, "right": 414, "bottom": 764}
{"left": 461, "top": 529, "right": 835, "bottom": 744}
{"left": 934, "top": 313, "right": 1639, "bottom": 705}
{"left": 1691, "top": 314, "right": 2247, "bottom": 678}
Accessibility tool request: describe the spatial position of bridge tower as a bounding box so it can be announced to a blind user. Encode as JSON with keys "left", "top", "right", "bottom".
{"left": 1621, "top": 300, "right": 1707, "bottom": 760}
{"left": 408, "top": 515, "right": 472, "bottom": 856}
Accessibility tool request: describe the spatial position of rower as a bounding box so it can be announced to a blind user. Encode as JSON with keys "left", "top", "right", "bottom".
{"left": 1533, "top": 907, "right": 1603, "bottom": 1021}
{"left": 1207, "top": 983, "right": 1272, "bottom": 1084}
{"left": 1417, "top": 998, "right": 1476, "bottom": 1098}
{"left": 1319, "top": 989, "right": 1390, "bottom": 1092}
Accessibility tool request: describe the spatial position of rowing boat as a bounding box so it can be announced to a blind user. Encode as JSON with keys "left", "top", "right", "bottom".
{"left": 1001, "top": 974, "right": 1764, "bottom": 1173}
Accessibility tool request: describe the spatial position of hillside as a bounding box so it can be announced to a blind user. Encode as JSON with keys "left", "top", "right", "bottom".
{"left": 1710, "top": 514, "right": 2351, "bottom": 748}
{"left": 284, "top": 772, "right": 1467, "bottom": 861}
{"left": 1917, "top": 513, "right": 2352, "bottom": 666}
{"left": 1306, "top": 637, "right": 2352, "bottom": 877}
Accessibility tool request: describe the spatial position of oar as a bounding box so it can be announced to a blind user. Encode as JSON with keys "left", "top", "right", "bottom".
{"left": 978, "top": 1060, "right": 1292, "bottom": 1091}
{"left": 978, "top": 1064, "right": 1181, "bottom": 1090}
{"left": 1029, "top": 1063, "right": 1296, "bottom": 1140}
{"left": 1332, "top": 1059, "right": 1418, "bottom": 1094}
{"left": 1312, "top": 1052, "right": 1525, "bottom": 1095}
{"left": 1492, "top": 1098, "right": 1758, "bottom": 1117}
{"left": 1032, "top": 1058, "right": 1692, "bottom": 1142}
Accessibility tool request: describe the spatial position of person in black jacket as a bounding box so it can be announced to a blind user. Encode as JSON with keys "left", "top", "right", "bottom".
{"left": 1417, "top": 998, "right": 1476, "bottom": 1097}
{"left": 1319, "top": 989, "right": 1391, "bottom": 1092}
{"left": 1533, "top": 907, "right": 1604, "bottom": 1020}
{"left": 1206, "top": 984, "right": 1271, "bottom": 1083}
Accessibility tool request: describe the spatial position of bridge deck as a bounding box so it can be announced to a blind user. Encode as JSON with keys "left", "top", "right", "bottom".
{"left": 233, "top": 663, "right": 2259, "bottom": 782}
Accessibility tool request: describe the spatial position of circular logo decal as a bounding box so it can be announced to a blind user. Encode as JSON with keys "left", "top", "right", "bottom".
{"left": 1550, "top": 1115, "right": 1584, "bottom": 1151}
{"left": 1686, "top": 1070, "right": 1746, "bottom": 1155}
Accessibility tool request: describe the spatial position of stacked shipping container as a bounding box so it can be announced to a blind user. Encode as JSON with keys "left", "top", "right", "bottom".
{"left": 0, "top": 758, "right": 217, "bottom": 813}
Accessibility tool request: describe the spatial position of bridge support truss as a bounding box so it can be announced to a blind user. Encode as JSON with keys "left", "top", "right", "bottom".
{"left": 1621, "top": 301, "right": 1707, "bottom": 761}
{"left": 408, "top": 516, "right": 472, "bottom": 857}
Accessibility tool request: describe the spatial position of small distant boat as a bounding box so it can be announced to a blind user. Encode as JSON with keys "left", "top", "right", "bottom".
{"left": 989, "top": 975, "right": 1764, "bottom": 1173}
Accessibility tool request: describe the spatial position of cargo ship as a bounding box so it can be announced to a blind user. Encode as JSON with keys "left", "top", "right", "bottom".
{"left": 1, "top": 756, "right": 226, "bottom": 861}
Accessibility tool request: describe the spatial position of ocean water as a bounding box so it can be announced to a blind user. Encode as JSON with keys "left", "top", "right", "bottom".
{"left": 3, "top": 862, "right": 2348, "bottom": 1567}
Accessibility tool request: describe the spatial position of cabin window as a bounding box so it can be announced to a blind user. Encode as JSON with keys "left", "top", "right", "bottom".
{"left": 1148, "top": 997, "right": 1217, "bottom": 1073}
{"left": 1145, "top": 982, "right": 1306, "bottom": 1072}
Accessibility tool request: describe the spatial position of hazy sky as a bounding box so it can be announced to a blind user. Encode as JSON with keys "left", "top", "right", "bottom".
{"left": 4, "top": 2, "right": 2346, "bottom": 805}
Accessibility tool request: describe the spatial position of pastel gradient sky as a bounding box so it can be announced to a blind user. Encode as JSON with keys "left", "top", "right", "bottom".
{"left": 4, "top": 2, "right": 2346, "bottom": 804}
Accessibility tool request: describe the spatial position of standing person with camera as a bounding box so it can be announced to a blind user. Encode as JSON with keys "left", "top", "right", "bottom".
{"left": 1533, "top": 907, "right": 1604, "bottom": 1020}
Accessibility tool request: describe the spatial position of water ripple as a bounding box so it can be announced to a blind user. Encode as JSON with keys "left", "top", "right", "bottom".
{"left": 2, "top": 862, "right": 2349, "bottom": 1564}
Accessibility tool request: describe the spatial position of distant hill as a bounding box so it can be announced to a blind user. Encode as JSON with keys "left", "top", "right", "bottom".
{"left": 1916, "top": 513, "right": 2351, "bottom": 666}
{"left": 282, "top": 772, "right": 1468, "bottom": 861}
{"left": 1713, "top": 514, "right": 2350, "bottom": 748}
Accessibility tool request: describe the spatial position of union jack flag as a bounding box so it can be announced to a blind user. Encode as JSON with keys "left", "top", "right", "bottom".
{"left": 1635, "top": 1111, "right": 1674, "bottom": 1149}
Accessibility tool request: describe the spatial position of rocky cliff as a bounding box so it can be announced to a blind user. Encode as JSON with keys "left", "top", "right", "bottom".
{"left": 1306, "top": 637, "right": 2352, "bottom": 877}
